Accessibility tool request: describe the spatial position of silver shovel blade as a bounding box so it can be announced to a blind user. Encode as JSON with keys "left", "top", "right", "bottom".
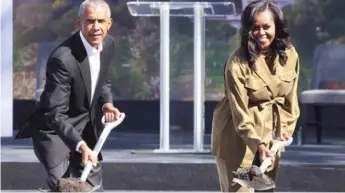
{"left": 233, "top": 178, "right": 275, "bottom": 191}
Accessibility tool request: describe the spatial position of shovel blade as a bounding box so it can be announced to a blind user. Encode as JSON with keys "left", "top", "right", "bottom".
{"left": 57, "top": 178, "right": 93, "bottom": 192}
{"left": 233, "top": 178, "right": 275, "bottom": 191}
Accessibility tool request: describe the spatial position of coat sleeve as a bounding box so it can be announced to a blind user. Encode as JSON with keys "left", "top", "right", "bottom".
{"left": 42, "top": 57, "right": 83, "bottom": 150}
{"left": 281, "top": 55, "right": 300, "bottom": 136}
{"left": 98, "top": 79, "right": 113, "bottom": 108}
{"left": 98, "top": 37, "right": 115, "bottom": 109}
{"left": 225, "top": 56, "right": 264, "bottom": 153}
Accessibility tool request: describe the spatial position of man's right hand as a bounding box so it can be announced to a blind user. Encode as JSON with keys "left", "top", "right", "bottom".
{"left": 80, "top": 143, "right": 98, "bottom": 167}
{"left": 258, "top": 143, "right": 275, "bottom": 166}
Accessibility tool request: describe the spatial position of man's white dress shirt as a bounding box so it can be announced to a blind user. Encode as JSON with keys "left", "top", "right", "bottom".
{"left": 75, "top": 32, "right": 103, "bottom": 152}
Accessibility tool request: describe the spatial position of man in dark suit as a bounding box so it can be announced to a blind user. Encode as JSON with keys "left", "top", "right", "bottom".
{"left": 14, "top": 0, "right": 120, "bottom": 191}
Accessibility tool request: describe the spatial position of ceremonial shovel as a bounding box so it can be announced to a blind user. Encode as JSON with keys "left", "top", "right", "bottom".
{"left": 57, "top": 113, "right": 126, "bottom": 192}
{"left": 232, "top": 137, "right": 293, "bottom": 191}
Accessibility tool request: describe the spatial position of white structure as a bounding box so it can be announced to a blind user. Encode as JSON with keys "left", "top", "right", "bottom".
{"left": 127, "top": 1, "right": 236, "bottom": 153}
{"left": 126, "top": 0, "right": 296, "bottom": 153}
{"left": 0, "top": 0, "right": 13, "bottom": 137}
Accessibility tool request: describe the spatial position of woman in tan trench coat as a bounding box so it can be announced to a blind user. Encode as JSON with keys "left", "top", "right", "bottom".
{"left": 211, "top": 0, "right": 300, "bottom": 192}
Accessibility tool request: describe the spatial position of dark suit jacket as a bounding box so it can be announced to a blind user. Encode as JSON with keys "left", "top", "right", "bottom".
{"left": 14, "top": 31, "right": 115, "bottom": 168}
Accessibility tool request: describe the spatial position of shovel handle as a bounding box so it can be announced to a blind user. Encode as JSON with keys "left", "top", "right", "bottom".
{"left": 80, "top": 113, "right": 126, "bottom": 181}
{"left": 259, "top": 137, "right": 293, "bottom": 173}
{"left": 259, "top": 142, "right": 281, "bottom": 173}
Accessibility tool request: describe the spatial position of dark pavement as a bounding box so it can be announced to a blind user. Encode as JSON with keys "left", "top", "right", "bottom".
{"left": 1, "top": 128, "right": 345, "bottom": 191}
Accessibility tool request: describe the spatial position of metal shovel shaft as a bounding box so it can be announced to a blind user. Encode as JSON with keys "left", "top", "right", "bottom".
{"left": 259, "top": 142, "right": 281, "bottom": 173}
{"left": 80, "top": 128, "right": 111, "bottom": 181}
{"left": 80, "top": 113, "right": 126, "bottom": 181}
{"left": 259, "top": 137, "right": 293, "bottom": 172}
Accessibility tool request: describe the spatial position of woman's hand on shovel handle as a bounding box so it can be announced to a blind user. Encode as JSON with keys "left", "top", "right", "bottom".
{"left": 258, "top": 144, "right": 275, "bottom": 166}
{"left": 279, "top": 131, "right": 289, "bottom": 141}
{"left": 80, "top": 143, "right": 98, "bottom": 167}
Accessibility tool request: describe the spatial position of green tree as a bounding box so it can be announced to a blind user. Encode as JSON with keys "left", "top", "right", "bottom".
{"left": 285, "top": 0, "right": 345, "bottom": 91}
{"left": 127, "top": 18, "right": 160, "bottom": 100}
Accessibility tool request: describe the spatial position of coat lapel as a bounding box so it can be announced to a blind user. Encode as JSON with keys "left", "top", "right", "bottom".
{"left": 72, "top": 32, "right": 92, "bottom": 107}
{"left": 253, "top": 55, "right": 278, "bottom": 97}
{"left": 78, "top": 58, "right": 92, "bottom": 106}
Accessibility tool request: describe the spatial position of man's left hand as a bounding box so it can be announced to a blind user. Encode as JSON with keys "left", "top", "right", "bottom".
{"left": 103, "top": 103, "right": 120, "bottom": 122}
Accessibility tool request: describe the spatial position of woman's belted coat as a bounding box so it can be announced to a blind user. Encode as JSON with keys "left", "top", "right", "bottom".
{"left": 211, "top": 46, "right": 300, "bottom": 168}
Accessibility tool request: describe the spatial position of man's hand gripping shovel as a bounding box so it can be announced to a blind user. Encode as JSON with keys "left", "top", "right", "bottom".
{"left": 57, "top": 113, "right": 126, "bottom": 192}
{"left": 232, "top": 137, "right": 293, "bottom": 191}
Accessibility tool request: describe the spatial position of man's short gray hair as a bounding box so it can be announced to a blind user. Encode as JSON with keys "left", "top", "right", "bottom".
{"left": 78, "top": 0, "right": 111, "bottom": 18}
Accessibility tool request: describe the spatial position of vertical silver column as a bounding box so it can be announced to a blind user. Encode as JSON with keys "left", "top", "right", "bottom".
{"left": 0, "top": 0, "right": 13, "bottom": 137}
{"left": 242, "top": 0, "right": 248, "bottom": 10}
{"left": 193, "top": 3, "right": 205, "bottom": 152}
{"left": 159, "top": 2, "right": 170, "bottom": 151}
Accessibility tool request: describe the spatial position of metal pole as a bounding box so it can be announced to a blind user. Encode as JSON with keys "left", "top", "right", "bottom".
{"left": 242, "top": 0, "right": 248, "bottom": 10}
{"left": 0, "top": 0, "right": 2, "bottom": 134}
{"left": 0, "top": 0, "right": 14, "bottom": 137}
{"left": 159, "top": 2, "right": 170, "bottom": 151}
{"left": 193, "top": 3, "right": 205, "bottom": 152}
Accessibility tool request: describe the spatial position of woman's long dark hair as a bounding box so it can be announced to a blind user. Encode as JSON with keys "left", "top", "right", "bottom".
{"left": 240, "top": 0, "right": 292, "bottom": 69}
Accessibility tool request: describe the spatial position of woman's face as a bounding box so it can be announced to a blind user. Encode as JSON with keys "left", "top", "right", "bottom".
{"left": 251, "top": 10, "right": 276, "bottom": 52}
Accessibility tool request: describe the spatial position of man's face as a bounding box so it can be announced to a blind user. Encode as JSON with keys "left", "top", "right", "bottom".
{"left": 77, "top": 5, "right": 112, "bottom": 48}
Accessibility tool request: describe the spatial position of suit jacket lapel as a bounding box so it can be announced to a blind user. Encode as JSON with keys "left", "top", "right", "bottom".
{"left": 78, "top": 58, "right": 92, "bottom": 106}
{"left": 72, "top": 32, "right": 92, "bottom": 107}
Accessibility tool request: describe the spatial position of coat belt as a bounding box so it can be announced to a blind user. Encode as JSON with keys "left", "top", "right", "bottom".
{"left": 258, "top": 97, "right": 285, "bottom": 136}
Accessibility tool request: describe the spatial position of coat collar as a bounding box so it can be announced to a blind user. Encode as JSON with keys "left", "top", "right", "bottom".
{"left": 79, "top": 31, "right": 103, "bottom": 56}
{"left": 253, "top": 54, "right": 282, "bottom": 97}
